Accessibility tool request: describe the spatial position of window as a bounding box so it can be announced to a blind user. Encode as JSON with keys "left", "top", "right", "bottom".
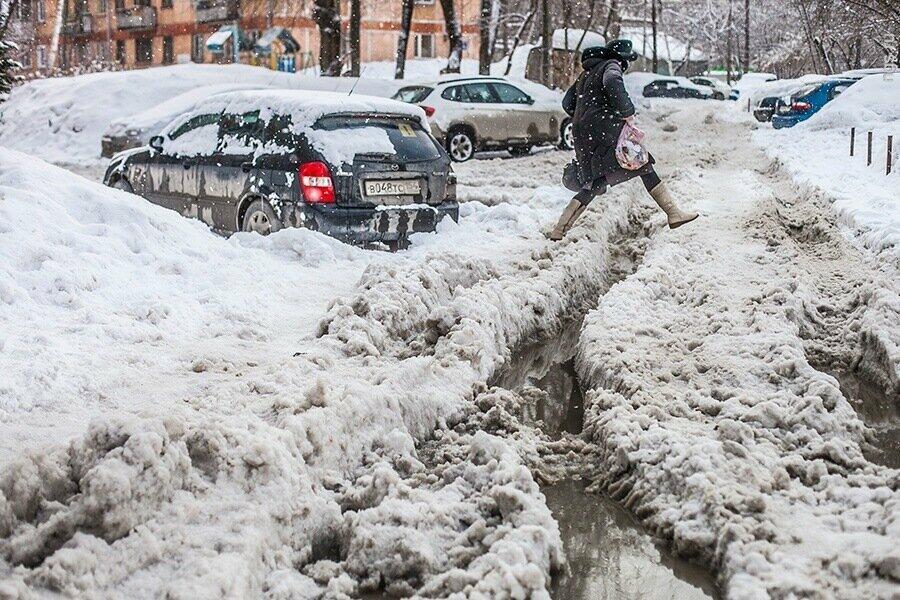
{"left": 393, "top": 86, "right": 433, "bottom": 103}
{"left": 314, "top": 116, "right": 442, "bottom": 162}
{"left": 831, "top": 83, "right": 851, "bottom": 99}
{"left": 115, "top": 39, "right": 126, "bottom": 63}
{"left": 414, "top": 34, "right": 434, "bottom": 58}
{"left": 135, "top": 37, "right": 152, "bottom": 64}
{"left": 191, "top": 33, "right": 204, "bottom": 63}
{"left": 17, "top": 0, "right": 31, "bottom": 19}
{"left": 161, "top": 0, "right": 173, "bottom": 7}
{"left": 490, "top": 83, "right": 531, "bottom": 104}
{"left": 441, "top": 85, "right": 466, "bottom": 102}
{"left": 461, "top": 82, "right": 496, "bottom": 103}
{"left": 170, "top": 113, "right": 220, "bottom": 140}
{"left": 36, "top": 45, "right": 47, "bottom": 68}
{"left": 114, "top": 0, "right": 123, "bottom": 9}
{"left": 167, "top": 113, "right": 221, "bottom": 156}
{"left": 97, "top": 0, "right": 106, "bottom": 13}
{"left": 36, "top": 0, "right": 45, "bottom": 21}
{"left": 162, "top": 36, "right": 173, "bottom": 64}
{"left": 20, "top": 50, "right": 33, "bottom": 68}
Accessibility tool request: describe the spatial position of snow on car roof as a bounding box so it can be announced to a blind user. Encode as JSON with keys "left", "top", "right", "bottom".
{"left": 195, "top": 89, "right": 427, "bottom": 128}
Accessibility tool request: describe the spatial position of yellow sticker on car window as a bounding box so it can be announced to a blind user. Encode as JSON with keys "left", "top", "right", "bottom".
{"left": 398, "top": 123, "right": 416, "bottom": 137}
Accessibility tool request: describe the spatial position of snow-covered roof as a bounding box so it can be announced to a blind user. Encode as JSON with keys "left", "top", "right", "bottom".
{"left": 618, "top": 27, "right": 706, "bottom": 62}
{"left": 551, "top": 29, "right": 605, "bottom": 52}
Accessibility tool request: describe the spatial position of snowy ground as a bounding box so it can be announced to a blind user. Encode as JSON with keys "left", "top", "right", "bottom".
{"left": 1, "top": 70, "right": 898, "bottom": 598}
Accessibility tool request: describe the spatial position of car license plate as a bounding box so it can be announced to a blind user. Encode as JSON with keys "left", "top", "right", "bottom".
{"left": 365, "top": 179, "right": 421, "bottom": 196}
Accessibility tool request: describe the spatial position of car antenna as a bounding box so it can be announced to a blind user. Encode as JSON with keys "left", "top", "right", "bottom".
{"left": 348, "top": 66, "right": 366, "bottom": 96}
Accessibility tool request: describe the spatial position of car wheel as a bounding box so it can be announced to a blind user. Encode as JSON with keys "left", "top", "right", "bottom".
{"left": 242, "top": 199, "right": 282, "bottom": 236}
{"left": 508, "top": 145, "right": 531, "bottom": 157}
{"left": 559, "top": 119, "right": 574, "bottom": 150}
{"left": 713, "top": 92, "right": 725, "bottom": 100}
{"left": 446, "top": 128, "right": 475, "bottom": 162}
{"left": 112, "top": 178, "right": 134, "bottom": 193}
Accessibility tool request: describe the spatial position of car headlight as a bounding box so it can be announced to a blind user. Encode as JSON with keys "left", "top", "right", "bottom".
{"left": 126, "top": 129, "right": 141, "bottom": 137}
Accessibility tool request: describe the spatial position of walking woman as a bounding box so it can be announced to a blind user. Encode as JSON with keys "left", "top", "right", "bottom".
{"left": 549, "top": 39, "right": 698, "bottom": 240}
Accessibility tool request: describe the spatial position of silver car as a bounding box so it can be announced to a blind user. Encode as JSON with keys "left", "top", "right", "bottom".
{"left": 393, "top": 76, "right": 574, "bottom": 161}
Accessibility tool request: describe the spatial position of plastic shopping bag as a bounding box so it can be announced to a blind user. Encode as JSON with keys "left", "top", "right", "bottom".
{"left": 615, "top": 122, "right": 649, "bottom": 170}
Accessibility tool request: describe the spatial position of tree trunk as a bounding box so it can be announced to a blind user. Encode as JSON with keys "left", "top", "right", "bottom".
{"left": 725, "top": 0, "right": 733, "bottom": 83}
{"left": 650, "top": 0, "right": 658, "bottom": 73}
{"left": 395, "top": 0, "right": 414, "bottom": 78}
{"left": 438, "top": 0, "right": 463, "bottom": 73}
{"left": 49, "top": 0, "right": 66, "bottom": 70}
{"left": 349, "top": 0, "right": 360, "bottom": 76}
{"left": 742, "top": 0, "right": 750, "bottom": 72}
{"left": 605, "top": 0, "right": 621, "bottom": 40}
{"left": 540, "top": 0, "right": 551, "bottom": 86}
{"left": 479, "top": 0, "right": 491, "bottom": 74}
{"left": 313, "top": 0, "right": 342, "bottom": 76}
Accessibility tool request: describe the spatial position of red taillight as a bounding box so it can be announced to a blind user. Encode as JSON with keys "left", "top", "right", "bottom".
{"left": 299, "top": 161, "right": 334, "bottom": 204}
{"left": 791, "top": 101, "right": 811, "bottom": 112}
{"left": 421, "top": 105, "right": 435, "bottom": 117}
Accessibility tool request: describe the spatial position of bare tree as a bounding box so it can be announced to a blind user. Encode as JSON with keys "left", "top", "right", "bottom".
{"left": 348, "top": 0, "right": 360, "bottom": 76}
{"left": 438, "top": 0, "right": 464, "bottom": 73}
{"left": 313, "top": 0, "right": 341, "bottom": 75}
{"left": 651, "top": 0, "right": 658, "bottom": 73}
{"left": 502, "top": 0, "right": 536, "bottom": 76}
{"left": 479, "top": 0, "right": 492, "bottom": 74}
{"left": 395, "top": 0, "right": 414, "bottom": 78}
{"left": 540, "top": 0, "right": 551, "bottom": 85}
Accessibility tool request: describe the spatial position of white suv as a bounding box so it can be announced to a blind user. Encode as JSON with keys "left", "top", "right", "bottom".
{"left": 393, "top": 76, "right": 574, "bottom": 162}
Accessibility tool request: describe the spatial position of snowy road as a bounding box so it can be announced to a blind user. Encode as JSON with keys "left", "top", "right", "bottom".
{"left": 1, "top": 100, "right": 898, "bottom": 598}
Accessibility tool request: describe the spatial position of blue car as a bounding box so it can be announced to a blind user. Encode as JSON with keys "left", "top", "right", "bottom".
{"left": 771, "top": 78, "right": 856, "bottom": 129}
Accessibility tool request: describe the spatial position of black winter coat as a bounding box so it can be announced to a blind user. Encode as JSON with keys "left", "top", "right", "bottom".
{"left": 562, "top": 52, "right": 655, "bottom": 188}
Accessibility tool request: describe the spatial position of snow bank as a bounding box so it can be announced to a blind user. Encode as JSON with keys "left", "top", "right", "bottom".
{"left": 576, "top": 229, "right": 899, "bottom": 600}
{"left": 0, "top": 147, "right": 372, "bottom": 457}
{"left": 0, "top": 63, "right": 410, "bottom": 166}
{"left": 803, "top": 74, "right": 900, "bottom": 131}
{"left": 754, "top": 75, "right": 899, "bottom": 257}
{"left": 0, "top": 142, "right": 643, "bottom": 596}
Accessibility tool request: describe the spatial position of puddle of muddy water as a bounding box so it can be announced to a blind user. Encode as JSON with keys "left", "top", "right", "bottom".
{"left": 492, "top": 325, "right": 719, "bottom": 600}
{"left": 545, "top": 479, "right": 718, "bottom": 600}
{"left": 831, "top": 370, "right": 900, "bottom": 469}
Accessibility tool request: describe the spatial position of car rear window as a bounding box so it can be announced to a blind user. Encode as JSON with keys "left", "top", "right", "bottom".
{"left": 313, "top": 115, "right": 442, "bottom": 162}
{"left": 393, "top": 86, "right": 433, "bottom": 103}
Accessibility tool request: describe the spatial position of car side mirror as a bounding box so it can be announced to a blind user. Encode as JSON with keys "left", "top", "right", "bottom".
{"left": 149, "top": 135, "right": 164, "bottom": 152}
{"left": 524, "top": 96, "right": 535, "bottom": 105}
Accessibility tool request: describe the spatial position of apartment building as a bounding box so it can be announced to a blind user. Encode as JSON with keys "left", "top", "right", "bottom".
{"left": 12, "top": 0, "right": 479, "bottom": 74}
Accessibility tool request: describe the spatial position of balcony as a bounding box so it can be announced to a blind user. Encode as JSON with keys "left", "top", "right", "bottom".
{"left": 116, "top": 5, "right": 157, "bottom": 30}
{"left": 195, "top": 0, "right": 238, "bottom": 23}
{"left": 62, "top": 14, "right": 92, "bottom": 35}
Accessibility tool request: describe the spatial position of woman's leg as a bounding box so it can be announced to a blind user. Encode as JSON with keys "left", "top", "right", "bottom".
{"left": 641, "top": 168, "right": 698, "bottom": 229}
{"left": 549, "top": 178, "right": 607, "bottom": 240}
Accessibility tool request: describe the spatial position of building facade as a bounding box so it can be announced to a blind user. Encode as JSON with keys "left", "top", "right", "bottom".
{"left": 11, "top": 0, "right": 479, "bottom": 74}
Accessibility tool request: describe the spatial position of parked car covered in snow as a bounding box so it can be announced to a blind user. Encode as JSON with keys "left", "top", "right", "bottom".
{"left": 771, "top": 78, "right": 856, "bottom": 129}
{"left": 642, "top": 77, "right": 714, "bottom": 99}
{"left": 690, "top": 76, "right": 732, "bottom": 100}
{"left": 392, "top": 76, "right": 573, "bottom": 162}
{"left": 103, "top": 90, "right": 458, "bottom": 246}
{"left": 101, "top": 83, "right": 276, "bottom": 157}
{"left": 753, "top": 96, "right": 785, "bottom": 122}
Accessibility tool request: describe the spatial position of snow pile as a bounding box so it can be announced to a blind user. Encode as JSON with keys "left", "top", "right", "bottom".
{"left": 0, "top": 141, "right": 643, "bottom": 595}
{"left": 0, "top": 63, "right": 411, "bottom": 166}
{"left": 803, "top": 74, "right": 900, "bottom": 131}
{"left": 754, "top": 75, "right": 899, "bottom": 257}
{"left": 0, "top": 146, "right": 373, "bottom": 457}
{"left": 576, "top": 234, "right": 899, "bottom": 599}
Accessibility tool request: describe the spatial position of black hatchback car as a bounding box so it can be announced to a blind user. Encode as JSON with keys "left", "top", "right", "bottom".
{"left": 103, "top": 90, "right": 458, "bottom": 245}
